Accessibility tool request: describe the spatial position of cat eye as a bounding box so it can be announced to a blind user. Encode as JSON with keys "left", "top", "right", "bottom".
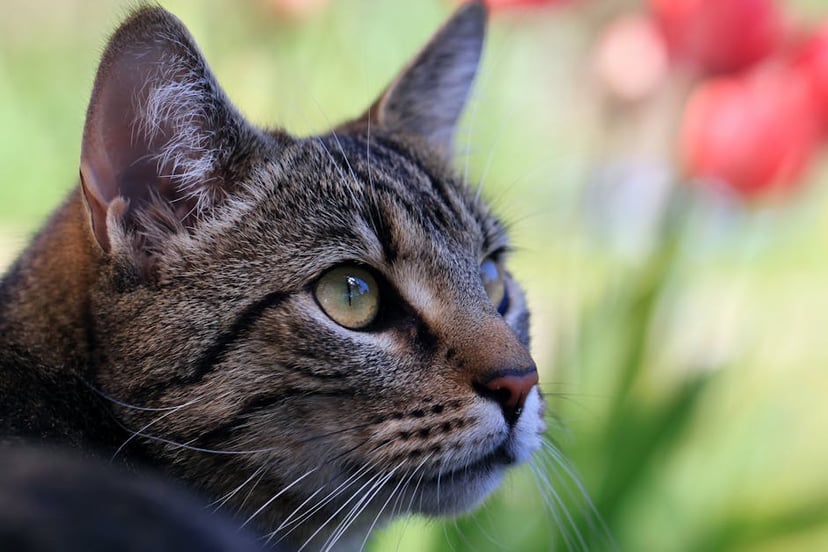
{"left": 480, "top": 258, "right": 508, "bottom": 314}
{"left": 314, "top": 265, "right": 380, "bottom": 330}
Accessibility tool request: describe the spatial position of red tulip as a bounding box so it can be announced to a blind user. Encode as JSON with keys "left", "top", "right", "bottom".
{"left": 792, "top": 25, "right": 828, "bottom": 127}
{"left": 679, "top": 70, "right": 821, "bottom": 197}
{"left": 650, "top": 0, "right": 784, "bottom": 74}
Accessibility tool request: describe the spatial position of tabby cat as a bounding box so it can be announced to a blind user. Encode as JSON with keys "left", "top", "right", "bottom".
{"left": 0, "top": 2, "right": 544, "bottom": 550}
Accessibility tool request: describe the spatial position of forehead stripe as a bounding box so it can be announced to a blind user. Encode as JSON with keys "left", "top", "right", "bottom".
{"left": 323, "top": 135, "right": 478, "bottom": 248}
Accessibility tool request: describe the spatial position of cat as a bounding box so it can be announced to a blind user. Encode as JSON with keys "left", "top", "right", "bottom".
{"left": 0, "top": 1, "right": 545, "bottom": 550}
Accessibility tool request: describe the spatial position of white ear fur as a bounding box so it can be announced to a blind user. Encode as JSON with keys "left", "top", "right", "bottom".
{"left": 140, "top": 74, "right": 221, "bottom": 208}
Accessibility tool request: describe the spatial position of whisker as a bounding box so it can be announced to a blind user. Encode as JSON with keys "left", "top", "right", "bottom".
{"left": 266, "top": 486, "right": 328, "bottom": 542}
{"left": 313, "top": 135, "right": 356, "bottom": 190}
{"left": 236, "top": 467, "right": 268, "bottom": 516}
{"left": 366, "top": 106, "right": 374, "bottom": 193}
{"left": 408, "top": 463, "right": 430, "bottom": 514}
{"left": 474, "top": 99, "right": 518, "bottom": 205}
{"left": 535, "top": 443, "right": 612, "bottom": 552}
{"left": 527, "top": 464, "right": 556, "bottom": 536}
{"left": 443, "top": 518, "right": 458, "bottom": 552}
{"left": 269, "top": 462, "right": 374, "bottom": 543}
{"left": 468, "top": 501, "right": 506, "bottom": 550}
{"left": 209, "top": 464, "right": 267, "bottom": 511}
{"left": 113, "top": 429, "right": 281, "bottom": 456}
{"left": 82, "top": 380, "right": 191, "bottom": 412}
{"left": 450, "top": 517, "right": 478, "bottom": 551}
{"left": 110, "top": 398, "right": 201, "bottom": 461}
{"left": 269, "top": 437, "right": 398, "bottom": 546}
{"left": 112, "top": 411, "right": 379, "bottom": 458}
{"left": 324, "top": 460, "right": 405, "bottom": 552}
{"left": 297, "top": 468, "right": 385, "bottom": 551}
{"left": 541, "top": 440, "right": 617, "bottom": 550}
{"left": 241, "top": 467, "right": 318, "bottom": 529}
{"left": 436, "top": 468, "right": 443, "bottom": 517}
{"left": 529, "top": 460, "right": 579, "bottom": 551}
{"left": 358, "top": 457, "right": 430, "bottom": 552}
{"left": 390, "top": 454, "right": 432, "bottom": 520}
{"left": 389, "top": 456, "right": 434, "bottom": 552}
{"left": 311, "top": 97, "right": 363, "bottom": 207}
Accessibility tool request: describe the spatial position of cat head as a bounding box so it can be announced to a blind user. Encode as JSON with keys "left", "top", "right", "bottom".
{"left": 80, "top": 2, "right": 544, "bottom": 544}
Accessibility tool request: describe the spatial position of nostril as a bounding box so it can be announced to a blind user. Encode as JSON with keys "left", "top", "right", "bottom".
{"left": 474, "top": 369, "right": 538, "bottom": 425}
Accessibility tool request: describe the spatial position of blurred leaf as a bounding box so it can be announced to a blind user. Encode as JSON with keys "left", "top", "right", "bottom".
{"left": 695, "top": 497, "right": 828, "bottom": 552}
{"left": 597, "top": 373, "right": 711, "bottom": 524}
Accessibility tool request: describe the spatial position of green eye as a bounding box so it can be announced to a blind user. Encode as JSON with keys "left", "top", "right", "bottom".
{"left": 314, "top": 265, "right": 380, "bottom": 330}
{"left": 480, "top": 257, "right": 506, "bottom": 313}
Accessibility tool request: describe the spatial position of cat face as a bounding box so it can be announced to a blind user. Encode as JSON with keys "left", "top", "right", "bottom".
{"left": 81, "top": 2, "right": 543, "bottom": 545}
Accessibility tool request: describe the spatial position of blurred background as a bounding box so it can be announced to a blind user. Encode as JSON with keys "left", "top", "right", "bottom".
{"left": 3, "top": 0, "right": 828, "bottom": 550}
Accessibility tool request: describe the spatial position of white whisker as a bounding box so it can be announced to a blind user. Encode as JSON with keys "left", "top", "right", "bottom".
{"left": 474, "top": 101, "right": 515, "bottom": 204}
{"left": 269, "top": 462, "right": 374, "bottom": 543}
{"left": 83, "top": 381, "right": 191, "bottom": 412}
{"left": 530, "top": 460, "right": 581, "bottom": 551}
{"left": 358, "top": 457, "right": 429, "bottom": 552}
{"left": 323, "top": 461, "right": 404, "bottom": 552}
{"left": 311, "top": 97, "right": 364, "bottom": 204}
{"left": 209, "top": 464, "right": 266, "bottom": 512}
{"left": 266, "top": 486, "right": 327, "bottom": 543}
{"left": 236, "top": 468, "right": 268, "bottom": 517}
{"left": 390, "top": 454, "right": 431, "bottom": 520}
{"left": 116, "top": 430, "right": 283, "bottom": 456}
{"left": 443, "top": 518, "right": 458, "bottom": 552}
{"left": 241, "top": 468, "right": 318, "bottom": 529}
{"left": 111, "top": 398, "right": 201, "bottom": 461}
{"left": 541, "top": 440, "right": 617, "bottom": 550}
{"left": 297, "top": 468, "right": 385, "bottom": 552}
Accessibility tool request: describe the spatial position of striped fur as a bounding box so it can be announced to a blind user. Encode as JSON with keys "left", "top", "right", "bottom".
{"left": 0, "top": 3, "right": 543, "bottom": 550}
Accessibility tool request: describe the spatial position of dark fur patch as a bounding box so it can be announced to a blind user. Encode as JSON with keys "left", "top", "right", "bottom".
{"left": 190, "top": 292, "right": 288, "bottom": 382}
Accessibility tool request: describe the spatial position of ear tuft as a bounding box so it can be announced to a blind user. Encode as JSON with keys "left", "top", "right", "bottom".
{"left": 80, "top": 7, "right": 252, "bottom": 253}
{"left": 139, "top": 76, "right": 221, "bottom": 204}
{"left": 362, "top": 1, "right": 487, "bottom": 158}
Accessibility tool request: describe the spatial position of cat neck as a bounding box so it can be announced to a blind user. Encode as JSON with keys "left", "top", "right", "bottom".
{"left": 0, "top": 188, "right": 103, "bottom": 372}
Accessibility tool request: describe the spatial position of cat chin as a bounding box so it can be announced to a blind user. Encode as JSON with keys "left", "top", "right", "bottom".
{"left": 413, "top": 467, "right": 506, "bottom": 517}
{"left": 407, "top": 387, "right": 546, "bottom": 517}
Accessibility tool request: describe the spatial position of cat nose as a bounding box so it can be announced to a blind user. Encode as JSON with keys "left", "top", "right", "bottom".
{"left": 475, "top": 368, "right": 538, "bottom": 426}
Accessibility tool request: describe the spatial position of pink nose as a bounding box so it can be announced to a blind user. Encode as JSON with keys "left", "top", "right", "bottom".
{"left": 476, "top": 369, "right": 538, "bottom": 425}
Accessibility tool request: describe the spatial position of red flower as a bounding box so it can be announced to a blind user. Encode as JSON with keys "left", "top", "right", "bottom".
{"left": 679, "top": 69, "right": 821, "bottom": 197}
{"left": 650, "top": 0, "right": 784, "bottom": 74}
{"left": 792, "top": 24, "right": 828, "bottom": 127}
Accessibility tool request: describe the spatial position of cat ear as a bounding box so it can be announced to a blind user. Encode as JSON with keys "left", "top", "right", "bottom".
{"left": 80, "top": 7, "right": 251, "bottom": 253}
{"left": 359, "top": 1, "right": 486, "bottom": 157}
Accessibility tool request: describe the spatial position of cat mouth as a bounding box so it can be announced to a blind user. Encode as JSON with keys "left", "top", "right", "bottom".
{"left": 426, "top": 441, "right": 517, "bottom": 485}
{"left": 432, "top": 442, "right": 515, "bottom": 483}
